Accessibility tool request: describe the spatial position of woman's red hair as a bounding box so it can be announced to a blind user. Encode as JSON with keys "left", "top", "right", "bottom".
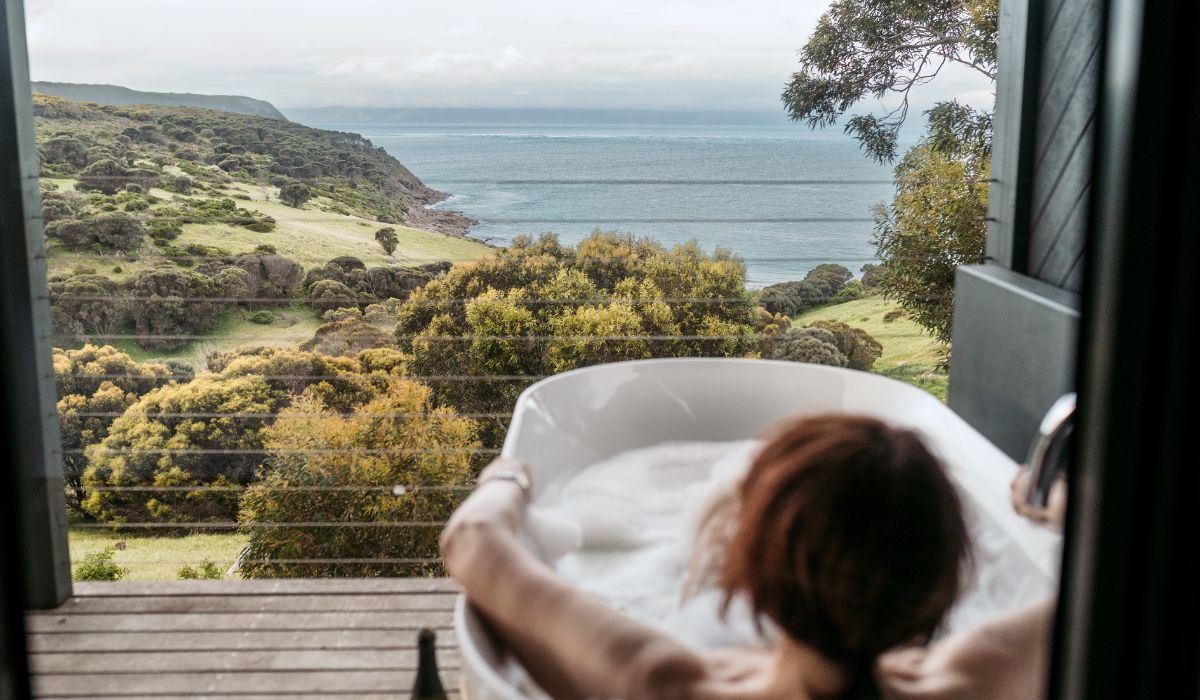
{"left": 719, "top": 414, "right": 971, "bottom": 670}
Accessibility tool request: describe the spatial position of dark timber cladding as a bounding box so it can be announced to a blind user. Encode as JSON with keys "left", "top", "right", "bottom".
{"left": 1028, "top": 0, "right": 1101, "bottom": 292}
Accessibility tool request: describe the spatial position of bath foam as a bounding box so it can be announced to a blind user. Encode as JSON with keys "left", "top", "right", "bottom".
{"left": 528, "top": 439, "right": 1058, "bottom": 650}
{"left": 533, "top": 440, "right": 768, "bottom": 649}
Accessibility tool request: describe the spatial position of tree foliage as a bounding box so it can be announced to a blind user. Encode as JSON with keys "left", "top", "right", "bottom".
{"left": 395, "top": 232, "right": 781, "bottom": 446}
{"left": 871, "top": 125, "right": 989, "bottom": 345}
{"left": 782, "top": 2, "right": 997, "bottom": 345}
{"left": 782, "top": 0, "right": 998, "bottom": 162}
{"left": 375, "top": 227, "right": 399, "bottom": 257}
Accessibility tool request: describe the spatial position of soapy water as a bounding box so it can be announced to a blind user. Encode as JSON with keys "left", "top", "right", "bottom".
{"left": 533, "top": 440, "right": 769, "bottom": 649}
{"left": 526, "top": 439, "right": 1058, "bottom": 651}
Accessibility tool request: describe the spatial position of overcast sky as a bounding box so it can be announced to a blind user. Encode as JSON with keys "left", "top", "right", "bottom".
{"left": 25, "top": 0, "right": 993, "bottom": 114}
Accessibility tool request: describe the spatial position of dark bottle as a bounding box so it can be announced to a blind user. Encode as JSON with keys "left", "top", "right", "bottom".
{"left": 411, "top": 627, "right": 449, "bottom": 700}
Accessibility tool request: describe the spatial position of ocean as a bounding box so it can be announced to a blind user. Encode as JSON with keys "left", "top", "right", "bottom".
{"left": 309, "top": 122, "right": 899, "bottom": 287}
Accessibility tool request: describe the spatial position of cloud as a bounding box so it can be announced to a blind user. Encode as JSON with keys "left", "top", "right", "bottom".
{"left": 23, "top": 0, "right": 991, "bottom": 111}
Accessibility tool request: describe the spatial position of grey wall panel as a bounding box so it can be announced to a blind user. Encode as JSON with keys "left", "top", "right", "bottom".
{"left": 949, "top": 264, "right": 1080, "bottom": 460}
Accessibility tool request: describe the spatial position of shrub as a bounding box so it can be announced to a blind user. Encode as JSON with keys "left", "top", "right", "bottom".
{"left": 46, "top": 212, "right": 145, "bottom": 251}
{"left": 765, "top": 327, "right": 848, "bottom": 367}
{"left": 808, "top": 320, "right": 884, "bottom": 371}
{"left": 77, "top": 159, "right": 160, "bottom": 194}
{"left": 396, "top": 232, "right": 770, "bottom": 447}
{"left": 41, "top": 191, "right": 82, "bottom": 223}
{"left": 47, "top": 275, "right": 128, "bottom": 342}
{"left": 127, "top": 267, "right": 228, "bottom": 349}
{"left": 300, "top": 317, "right": 392, "bottom": 356}
{"left": 758, "top": 264, "right": 855, "bottom": 317}
{"left": 249, "top": 310, "right": 274, "bottom": 324}
{"left": 147, "top": 220, "right": 183, "bottom": 241}
{"left": 883, "top": 309, "right": 906, "bottom": 323}
{"left": 81, "top": 348, "right": 400, "bottom": 524}
{"left": 239, "top": 387, "right": 479, "bottom": 577}
{"left": 74, "top": 548, "right": 125, "bottom": 581}
{"left": 279, "top": 182, "right": 313, "bottom": 208}
{"left": 834, "top": 279, "right": 866, "bottom": 302}
{"left": 171, "top": 175, "right": 194, "bottom": 194}
{"left": 81, "top": 375, "right": 284, "bottom": 524}
{"left": 41, "top": 134, "right": 89, "bottom": 166}
{"left": 308, "top": 279, "right": 358, "bottom": 314}
{"left": 229, "top": 252, "right": 302, "bottom": 301}
{"left": 53, "top": 345, "right": 176, "bottom": 510}
{"left": 177, "top": 560, "right": 223, "bottom": 579}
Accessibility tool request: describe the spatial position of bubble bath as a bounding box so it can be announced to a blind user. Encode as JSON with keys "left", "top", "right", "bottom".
{"left": 532, "top": 440, "right": 767, "bottom": 649}
{"left": 527, "top": 439, "right": 1058, "bottom": 650}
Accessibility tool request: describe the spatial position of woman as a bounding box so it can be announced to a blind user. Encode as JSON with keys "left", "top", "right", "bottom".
{"left": 441, "top": 415, "right": 972, "bottom": 699}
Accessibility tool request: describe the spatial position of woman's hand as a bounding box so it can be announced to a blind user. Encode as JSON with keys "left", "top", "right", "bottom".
{"left": 1009, "top": 466, "right": 1067, "bottom": 527}
{"left": 877, "top": 600, "right": 1055, "bottom": 700}
{"left": 439, "top": 458, "right": 532, "bottom": 573}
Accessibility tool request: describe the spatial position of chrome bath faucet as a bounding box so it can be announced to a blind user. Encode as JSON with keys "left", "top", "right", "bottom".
{"left": 1024, "top": 393, "right": 1077, "bottom": 508}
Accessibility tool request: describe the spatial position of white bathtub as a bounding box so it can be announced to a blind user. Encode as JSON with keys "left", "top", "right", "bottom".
{"left": 455, "top": 358, "right": 1062, "bottom": 699}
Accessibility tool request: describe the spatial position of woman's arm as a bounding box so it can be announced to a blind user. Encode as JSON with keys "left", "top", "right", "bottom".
{"left": 440, "top": 458, "right": 706, "bottom": 700}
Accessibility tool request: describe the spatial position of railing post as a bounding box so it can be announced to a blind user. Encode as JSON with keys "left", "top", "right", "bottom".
{"left": 0, "top": 0, "right": 74, "bottom": 609}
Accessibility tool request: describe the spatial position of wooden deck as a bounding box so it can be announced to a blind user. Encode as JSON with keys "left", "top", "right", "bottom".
{"left": 25, "top": 579, "right": 463, "bottom": 699}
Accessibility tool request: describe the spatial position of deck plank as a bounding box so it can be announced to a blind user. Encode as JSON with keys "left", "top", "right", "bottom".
{"left": 27, "top": 579, "right": 465, "bottom": 699}
{"left": 29, "top": 648, "right": 462, "bottom": 674}
{"left": 34, "top": 670, "right": 422, "bottom": 695}
{"left": 28, "top": 629, "right": 458, "bottom": 653}
{"left": 28, "top": 610, "right": 455, "bottom": 633}
{"left": 35, "top": 696, "right": 458, "bottom": 700}
{"left": 71, "top": 579, "right": 460, "bottom": 596}
{"left": 35, "top": 593, "right": 458, "bottom": 614}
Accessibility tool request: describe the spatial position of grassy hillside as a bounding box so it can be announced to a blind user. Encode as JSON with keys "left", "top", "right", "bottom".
{"left": 35, "top": 96, "right": 492, "bottom": 362}
{"left": 33, "top": 94, "right": 472, "bottom": 231}
{"left": 796, "top": 295, "right": 949, "bottom": 400}
{"left": 41, "top": 177, "right": 489, "bottom": 281}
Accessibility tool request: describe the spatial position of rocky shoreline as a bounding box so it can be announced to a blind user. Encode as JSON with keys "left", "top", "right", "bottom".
{"left": 402, "top": 182, "right": 480, "bottom": 239}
